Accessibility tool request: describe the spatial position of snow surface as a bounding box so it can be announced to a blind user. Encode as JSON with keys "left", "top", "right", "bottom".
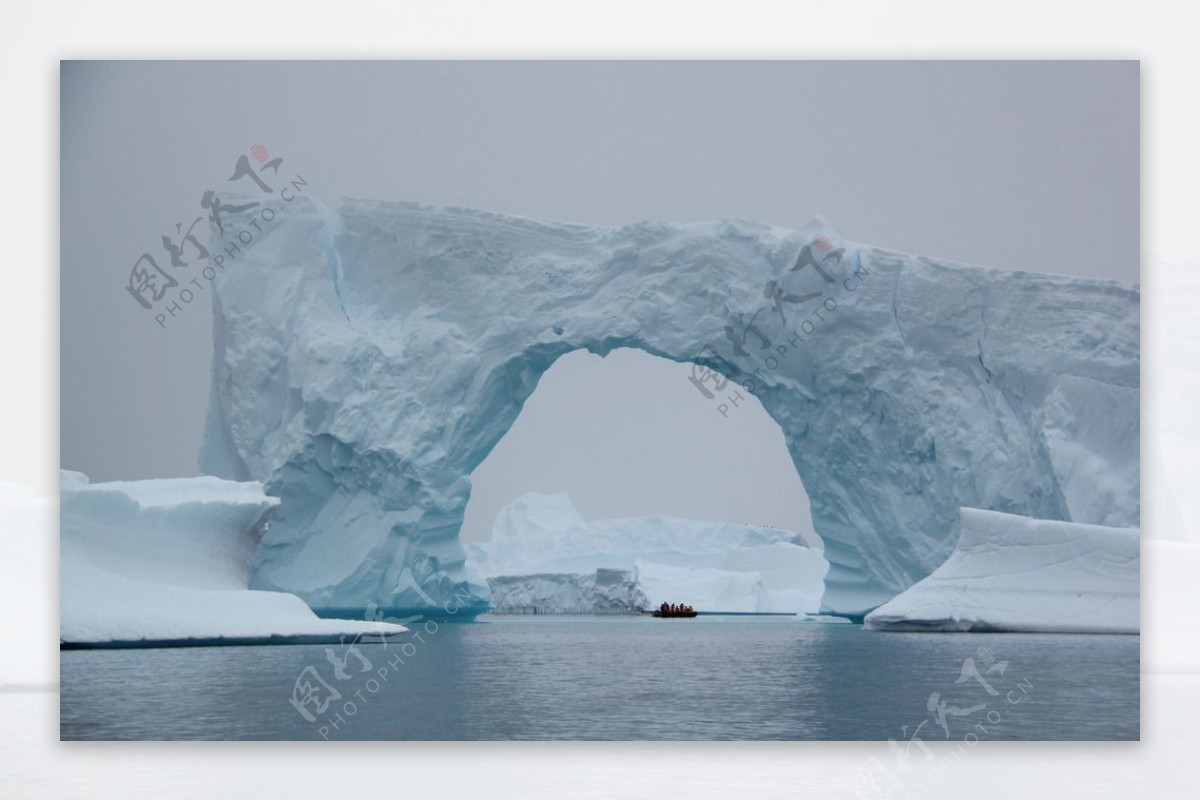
{"left": 60, "top": 470, "right": 406, "bottom": 645}
{"left": 470, "top": 492, "right": 828, "bottom": 613}
{"left": 201, "top": 197, "right": 1138, "bottom": 615}
{"left": 864, "top": 508, "right": 1138, "bottom": 633}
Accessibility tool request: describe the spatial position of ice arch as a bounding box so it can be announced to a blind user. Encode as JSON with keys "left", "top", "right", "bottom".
{"left": 201, "top": 198, "right": 1139, "bottom": 615}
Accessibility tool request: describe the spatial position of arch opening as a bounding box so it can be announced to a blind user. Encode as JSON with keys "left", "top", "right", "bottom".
{"left": 462, "top": 347, "right": 827, "bottom": 615}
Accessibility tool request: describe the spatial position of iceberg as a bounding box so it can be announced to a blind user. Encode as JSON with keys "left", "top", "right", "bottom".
{"left": 472, "top": 492, "right": 818, "bottom": 574}
{"left": 634, "top": 554, "right": 821, "bottom": 615}
{"left": 486, "top": 569, "right": 649, "bottom": 615}
{"left": 863, "top": 508, "right": 1139, "bottom": 633}
{"left": 470, "top": 492, "right": 828, "bottom": 614}
{"left": 201, "top": 197, "right": 1138, "bottom": 616}
{"left": 60, "top": 470, "right": 407, "bottom": 646}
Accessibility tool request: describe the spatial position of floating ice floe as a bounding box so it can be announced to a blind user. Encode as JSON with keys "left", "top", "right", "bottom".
{"left": 864, "top": 508, "right": 1138, "bottom": 633}
{"left": 60, "top": 470, "right": 407, "bottom": 647}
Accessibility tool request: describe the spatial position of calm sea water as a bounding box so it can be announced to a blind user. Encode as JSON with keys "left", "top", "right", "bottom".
{"left": 59, "top": 617, "right": 1139, "bottom": 740}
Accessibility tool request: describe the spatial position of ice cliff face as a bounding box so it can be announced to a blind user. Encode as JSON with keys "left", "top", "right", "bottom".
{"left": 202, "top": 198, "right": 1138, "bottom": 615}
{"left": 864, "top": 508, "right": 1139, "bottom": 633}
{"left": 61, "top": 470, "right": 278, "bottom": 592}
{"left": 487, "top": 569, "right": 649, "bottom": 615}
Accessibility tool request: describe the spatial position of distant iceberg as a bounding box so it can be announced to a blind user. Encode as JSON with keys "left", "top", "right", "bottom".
{"left": 469, "top": 492, "right": 828, "bottom": 614}
{"left": 60, "top": 470, "right": 407, "bottom": 646}
{"left": 486, "top": 568, "right": 649, "bottom": 615}
{"left": 863, "top": 508, "right": 1139, "bottom": 633}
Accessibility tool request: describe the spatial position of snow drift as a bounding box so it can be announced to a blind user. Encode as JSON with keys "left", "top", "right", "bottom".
{"left": 469, "top": 492, "right": 828, "bottom": 614}
{"left": 864, "top": 508, "right": 1139, "bottom": 633}
{"left": 60, "top": 470, "right": 407, "bottom": 645}
{"left": 201, "top": 197, "right": 1138, "bottom": 615}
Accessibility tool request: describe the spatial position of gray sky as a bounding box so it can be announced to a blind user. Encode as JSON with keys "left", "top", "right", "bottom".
{"left": 61, "top": 61, "right": 1138, "bottom": 539}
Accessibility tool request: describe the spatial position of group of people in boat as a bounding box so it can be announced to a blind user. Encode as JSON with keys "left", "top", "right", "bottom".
{"left": 658, "top": 602, "right": 694, "bottom": 615}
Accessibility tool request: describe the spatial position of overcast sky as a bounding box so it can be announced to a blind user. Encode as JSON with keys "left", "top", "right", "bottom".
{"left": 60, "top": 61, "right": 1138, "bottom": 540}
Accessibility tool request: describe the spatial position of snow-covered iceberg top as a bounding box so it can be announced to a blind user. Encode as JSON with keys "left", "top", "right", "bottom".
{"left": 201, "top": 197, "right": 1137, "bottom": 616}
{"left": 60, "top": 470, "right": 407, "bottom": 646}
{"left": 470, "top": 492, "right": 828, "bottom": 613}
{"left": 864, "top": 508, "right": 1139, "bottom": 633}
